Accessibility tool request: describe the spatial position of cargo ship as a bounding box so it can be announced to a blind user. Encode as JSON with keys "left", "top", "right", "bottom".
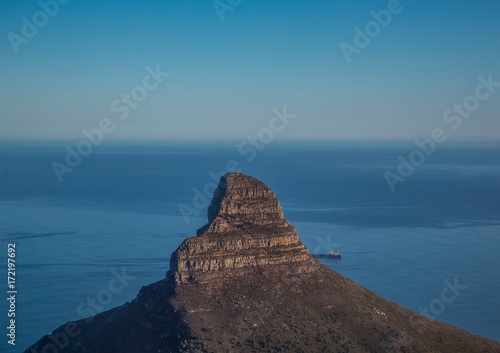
{"left": 312, "top": 250, "right": 341, "bottom": 259}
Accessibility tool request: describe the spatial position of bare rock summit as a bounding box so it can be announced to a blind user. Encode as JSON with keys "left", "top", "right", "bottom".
{"left": 25, "top": 172, "right": 500, "bottom": 353}
{"left": 171, "top": 173, "right": 314, "bottom": 285}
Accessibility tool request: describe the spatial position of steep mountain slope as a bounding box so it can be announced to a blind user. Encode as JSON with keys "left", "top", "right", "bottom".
{"left": 25, "top": 173, "right": 500, "bottom": 353}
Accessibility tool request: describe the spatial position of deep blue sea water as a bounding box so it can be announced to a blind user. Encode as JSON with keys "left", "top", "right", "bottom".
{"left": 0, "top": 139, "right": 499, "bottom": 352}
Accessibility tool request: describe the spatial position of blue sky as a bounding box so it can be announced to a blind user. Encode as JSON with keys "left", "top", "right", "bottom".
{"left": 0, "top": 0, "right": 499, "bottom": 140}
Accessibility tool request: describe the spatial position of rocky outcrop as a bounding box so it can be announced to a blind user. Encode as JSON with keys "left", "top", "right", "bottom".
{"left": 170, "top": 173, "right": 314, "bottom": 284}
{"left": 24, "top": 172, "right": 500, "bottom": 353}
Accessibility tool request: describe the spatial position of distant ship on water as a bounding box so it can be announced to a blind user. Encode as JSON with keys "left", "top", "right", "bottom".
{"left": 312, "top": 249, "right": 341, "bottom": 259}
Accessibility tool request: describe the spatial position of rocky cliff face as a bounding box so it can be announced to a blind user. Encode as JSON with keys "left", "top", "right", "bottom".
{"left": 25, "top": 173, "right": 500, "bottom": 353}
{"left": 170, "top": 173, "right": 314, "bottom": 285}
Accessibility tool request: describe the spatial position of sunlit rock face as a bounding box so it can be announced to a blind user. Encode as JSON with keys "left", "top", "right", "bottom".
{"left": 24, "top": 172, "right": 500, "bottom": 353}
{"left": 170, "top": 173, "right": 315, "bottom": 284}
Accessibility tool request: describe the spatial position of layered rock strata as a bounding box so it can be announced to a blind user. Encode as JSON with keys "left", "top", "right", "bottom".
{"left": 24, "top": 172, "right": 500, "bottom": 353}
{"left": 170, "top": 173, "right": 314, "bottom": 284}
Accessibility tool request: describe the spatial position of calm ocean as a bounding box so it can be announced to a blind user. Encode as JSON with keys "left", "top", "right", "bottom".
{"left": 0, "top": 140, "right": 499, "bottom": 351}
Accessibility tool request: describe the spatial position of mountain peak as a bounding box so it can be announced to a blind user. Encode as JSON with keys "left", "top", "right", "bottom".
{"left": 170, "top": 172, "right": 314, "bottom": 285}
{"left": 205, "top": 172, "right": 285, "bottom": 228}
{"left": 24, "top": 173, "right": 500, "bottom": 353}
